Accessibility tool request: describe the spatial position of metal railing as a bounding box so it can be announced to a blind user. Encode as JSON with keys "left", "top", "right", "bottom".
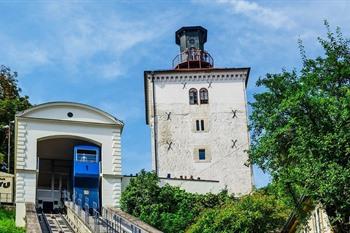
{"left": 66, "top": 200, "right": 162, "bottom": 233}
{"left": 101, "top": 207, "right": 142, "bottom": 233}
{"left": 172, "top": 48, "right": 214, "bottom": 69}
{"left": 65, "top": 189, "right": 162, "bottom": 233}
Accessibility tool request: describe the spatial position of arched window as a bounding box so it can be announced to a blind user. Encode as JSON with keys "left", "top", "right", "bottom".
{"left": 200, "top": 88, "right": 209, "bottom": 104}
{"left": 189, "top": 88, "right": 198, "bottom": 105}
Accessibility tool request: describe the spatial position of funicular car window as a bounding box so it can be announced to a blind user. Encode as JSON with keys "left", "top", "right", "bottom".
{"left": 76, "top": 149, "right": 97, "bottom": 162}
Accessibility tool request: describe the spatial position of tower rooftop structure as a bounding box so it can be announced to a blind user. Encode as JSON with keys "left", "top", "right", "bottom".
{"left": 175, "top": 26, "right": 207, "bottom": 45}
{"left": 173, "top": 26, "right": 213, "bottom": 69}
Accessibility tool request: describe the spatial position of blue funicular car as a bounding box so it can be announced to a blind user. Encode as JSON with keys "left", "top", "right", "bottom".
{"left": 73, "top": 145, "right": 100, "bottom": 212}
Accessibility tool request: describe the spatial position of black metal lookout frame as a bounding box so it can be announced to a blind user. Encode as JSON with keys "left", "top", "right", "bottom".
{"left": 173, "top": 48, "right": 214, "bottom": 69}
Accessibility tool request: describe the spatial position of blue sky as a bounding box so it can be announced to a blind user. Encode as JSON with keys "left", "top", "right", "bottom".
{"left": 1, "top": 0, "right": 349, "bottom": 188}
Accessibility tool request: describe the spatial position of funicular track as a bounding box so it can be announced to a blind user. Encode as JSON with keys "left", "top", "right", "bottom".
{"left": 37, "top": 210, "right": 75, "bottom": 233}
{"left": 33, "top": 199, "right": 163, "bottom": 233}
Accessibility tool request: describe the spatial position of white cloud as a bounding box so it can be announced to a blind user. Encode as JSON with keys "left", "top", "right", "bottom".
{"left": 213, "top": 0, "right": 295, "bottom": 29}
{"left": 1, "top": 2, "right": 179, "bottom": 80}
{"left": 49, "top": 12, "right": 158, "bottom": 79}
{"left": 96, "top": 61, "right": 124, "bottom": 80}
{"left": 0, "top": 33, "right": 50, "bottom": 73}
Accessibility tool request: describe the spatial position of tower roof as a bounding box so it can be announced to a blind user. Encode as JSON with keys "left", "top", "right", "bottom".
{"left": 175, "top": 26, "right": 207, "bottom": 45}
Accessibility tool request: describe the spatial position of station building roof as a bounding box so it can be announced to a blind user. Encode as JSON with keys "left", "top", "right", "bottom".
{"left": 16, "top": 101, "right": 124, "bottom": 129}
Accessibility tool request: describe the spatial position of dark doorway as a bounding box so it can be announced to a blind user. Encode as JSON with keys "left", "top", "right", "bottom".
{"left": 36, "top": 137, "right": 101, "bottom": 212}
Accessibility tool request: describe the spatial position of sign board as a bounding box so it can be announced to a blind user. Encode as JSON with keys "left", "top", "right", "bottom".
{"left": 0, "top": 173, "right": 13, "bottom": 203}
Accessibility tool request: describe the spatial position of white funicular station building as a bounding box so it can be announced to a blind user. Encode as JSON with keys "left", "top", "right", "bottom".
{"left": 15, "top": 102, "right": 123, "bottom": 226}
{"left": 144, "top": 26, "right": 253, "bottom": 194}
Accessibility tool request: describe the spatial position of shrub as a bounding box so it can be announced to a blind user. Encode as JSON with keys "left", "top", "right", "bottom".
{"left": 0, "top": 208, "right": 25, "bottom": 233}
{"left": 121, "top": 171, "right": 290, "bottom": 233}
{"left": 187, "top": 190, "right": 290, "bottom": 233}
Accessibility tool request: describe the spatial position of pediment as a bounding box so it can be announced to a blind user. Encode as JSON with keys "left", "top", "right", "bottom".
{"left": 17, "top": 102, "right": 123, "bottom": 126}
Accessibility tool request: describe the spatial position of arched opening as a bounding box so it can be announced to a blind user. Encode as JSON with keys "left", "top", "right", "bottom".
{"left": 36, "top": 136, "right": 101, "bottom": 212}
{"left": 189, "top": 88, "right": 198, "bottom": 105}
{"left": 200, "top": 88, "right": 209, "bottom": 104}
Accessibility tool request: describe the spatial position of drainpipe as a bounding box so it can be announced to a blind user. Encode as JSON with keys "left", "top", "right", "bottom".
{"left": 151, "top": 72, "right": 159, "bottom": 176}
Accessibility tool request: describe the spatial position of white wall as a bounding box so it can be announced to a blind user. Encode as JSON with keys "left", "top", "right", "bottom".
{"left": 159, "top": 178, "right": 222, "bottom": 194}
{"left": 121, "top": 176, "right": 222, "bottom": 195}
{"left": 24, "top": 105, "right": 116, "bottom": 124}
{"left": 302, "top": 205, "right": 332, "bottom": 233}
{"left": 147, "top": 70, "right": 253, "bottom": 195}
{"left": 102, "top": 176, "right": 123, "bottom": 207}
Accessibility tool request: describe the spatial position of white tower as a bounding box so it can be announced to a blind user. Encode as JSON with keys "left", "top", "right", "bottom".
{"left": 144, "top": 26, "right": 253, "bottom": 194}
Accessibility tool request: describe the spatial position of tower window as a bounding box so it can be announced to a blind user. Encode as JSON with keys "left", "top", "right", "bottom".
{"left": 189, "top": 88, "right": 198, "bottom": 105}
{"left": 195, "top": 120, "right": 205, "bottom": 131}
{"left": 196, "top": 120, "right": 200, "bottom": 131}
{"left": 193, "top": 147, "right": 211, "bottom": 162}
{"left": 199, "top": 149, "right": 206, "bottom": 160}
{"left": 200, "top": 88, "right": 209, "bottom": 104}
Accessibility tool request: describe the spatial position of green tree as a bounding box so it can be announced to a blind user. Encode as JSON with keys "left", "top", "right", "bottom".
{"left": 140, "top": 184, "right": 201, "bottom": 233}
{"left": 120, "top": 170, "right": 161, "bottom": 217}
{"left": 121, "top": 171, "right": 291, "bottom": 232}
{"left": 120, "top": 170, "right": 233, "bottom": 233}
{"left": 249, "top": 22, "right": 350, "bottom": 232}
{"left": 186, "top": 189, "right": 290, "bottom": 233}
{"left": 0, "top": 65, "right": 31, "bottom": 172}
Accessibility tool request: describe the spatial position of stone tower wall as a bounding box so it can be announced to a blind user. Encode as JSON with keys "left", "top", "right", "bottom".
{"left": 146, "top": 69, "right": 253, "bottom": 194}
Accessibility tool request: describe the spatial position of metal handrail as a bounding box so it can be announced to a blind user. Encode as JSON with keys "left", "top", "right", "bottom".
{"left": 66, "top": 200, "right": 162, "bottom": 233}
{"left": 101, "top": 206, "right": 162, "bottom": 233}
{"left": 172, "top": 49, "right": 214, "bottom": 69}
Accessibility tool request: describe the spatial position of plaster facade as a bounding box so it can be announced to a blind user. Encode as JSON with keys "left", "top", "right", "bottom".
{"left": 14, "top": 102, "right": 123, "bottom": 227}
{"left": 145, "top": 69, "right": 253, "bottom": 194}
{"left": 122, "top": 176, "right": 221, "bottom": 194}
{"left": 302, "top": 205, "right": 333, "bottom": 233}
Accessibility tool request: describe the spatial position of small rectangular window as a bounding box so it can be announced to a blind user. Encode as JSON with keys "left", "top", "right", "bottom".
{"left": 195, "top": 119, "right": 206, "bottom": 131}
{"left": 199, "top": 149, "right": 206, "bottom": 160}
{"left": 76, "top": 154, "right": 97, "bottom": 162}
{"left": 77, "top": 149, "right": 96, "bottom": 155}
{"left": 201, "top": 120, "right": 205, "bottom": 131}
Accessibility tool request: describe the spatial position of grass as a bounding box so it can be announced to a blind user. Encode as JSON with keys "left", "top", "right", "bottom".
{"left": 0, "top": 207, "right": 25, "bottom": 233}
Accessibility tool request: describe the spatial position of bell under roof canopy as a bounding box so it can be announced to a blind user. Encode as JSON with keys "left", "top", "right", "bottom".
{"left": 175, "top": 26, "right": 207, "bottom": 45}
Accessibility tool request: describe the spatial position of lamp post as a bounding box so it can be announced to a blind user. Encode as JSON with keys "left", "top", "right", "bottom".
{"left": 2, "top": 120, "right": 14, "bottom": 173}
